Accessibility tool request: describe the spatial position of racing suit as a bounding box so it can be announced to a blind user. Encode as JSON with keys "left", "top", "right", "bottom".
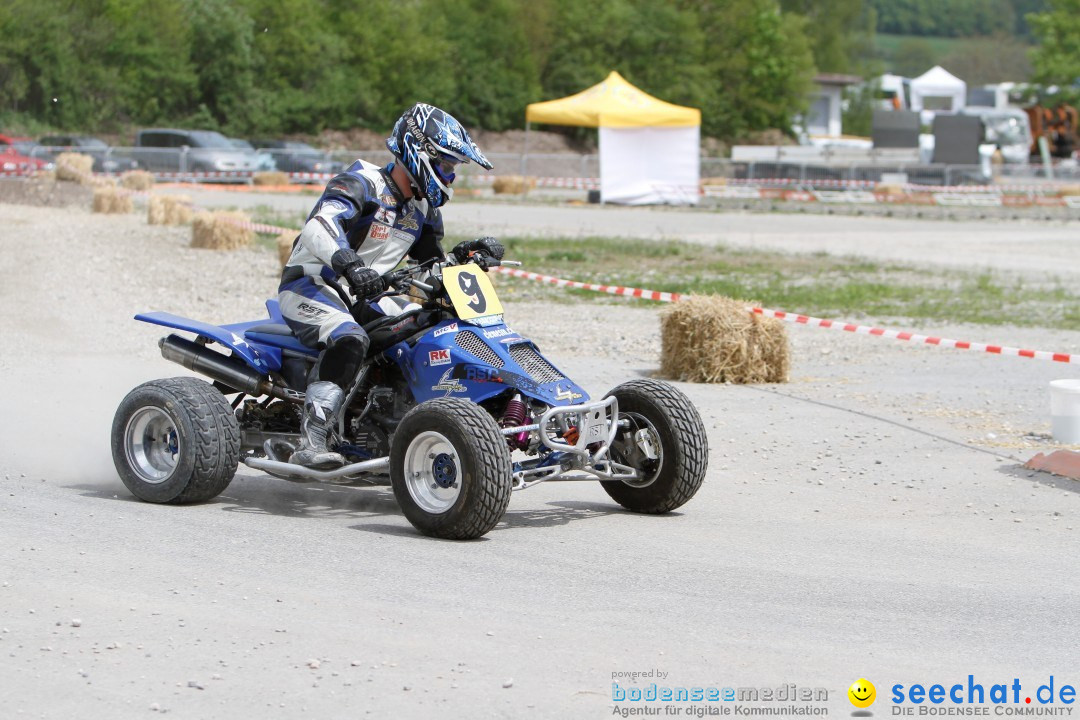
{"left": 278, "top": 160, "right": 446, "bottom": 467}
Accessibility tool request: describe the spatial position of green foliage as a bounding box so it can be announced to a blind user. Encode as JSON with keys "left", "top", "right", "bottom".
{"left": 875, "top": 33, "right": 1034, "bottom": 82}
{"left": 871, "top": 0, "right": 1037, "bottom": 38}
{"left": 1029, "top": 0, "right": 1080, "bottom": 88}
{"left": 0, "top": 0, "right": 823, "bottom": 141}
{"left": 780, "top": 0, "right": 876, "bottom": 73}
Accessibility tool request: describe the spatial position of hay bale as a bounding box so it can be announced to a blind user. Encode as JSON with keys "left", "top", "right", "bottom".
{"left": 492, "top": 175, "right": 536, "bottom": 194}
{"left": 876, "top": 183, "right": 906, "bottom": 196}
{"left": 253, "top": 171, "right": 290, "bottom": 186}
{"left": 91, "top": 187, "right": 134, "bottom": 214}
{"left": 276, "top": 231, "right": 297, "bottom": 266}
{"left": 148, "top": 195, "right": 193, "bottom": 225}
{"left": 120, "top": 170, "right": 155, "bottom": 191}
{"left": 191, "top": 211, "right": 254, "bottom": 250}
{"left": 1058, "top": 184, "right": 1080, "bottom": 197}
{"left": 55, "top": 152, "right": 94, "bottom": 184}
{"left": 91, "top": 175, "right": 117, "bottom": 189}
{"left": 660, "top": 295, "right": 789, "bottom": 384}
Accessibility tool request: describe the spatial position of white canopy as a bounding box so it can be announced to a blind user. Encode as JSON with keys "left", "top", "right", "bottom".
{"left": 910, "top": 66, "right": 966, "bottom": 115}
{"left": 525, "top": 72, "right": 700, "bottom": 205}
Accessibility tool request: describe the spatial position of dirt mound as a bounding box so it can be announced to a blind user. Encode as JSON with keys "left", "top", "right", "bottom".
{"left": 0, "top": 177, "right": 92, "bottom": 208}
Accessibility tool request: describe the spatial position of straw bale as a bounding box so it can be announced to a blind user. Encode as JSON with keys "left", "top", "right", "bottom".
{"left": 147, "top": 195, "right": 193, "bottom": 225}
{"left": 120, "top": 170, "right": 155, "bottom": 191}
{"left": 55, "top": 153, "right": 94, "bottom": 184}
{"left": 492, "top": 175, "right": 537, "bottom": 194}
{"left": 253, "top": 171, "right": 290, "bottom": 186}
{"left": 660, "top": 295, "right": 789, "bottom": 384}
{"left": 276, "top": 231, "right": 297, "bottom": 266}
{"left": 191, "top": 211, "right": 254, "bottom": 250}
{"left": 91, "top": 187, "right": 134, "bottom": 214}
{"left": 1058, "top": 185, "right": 1080, "bottom": 197}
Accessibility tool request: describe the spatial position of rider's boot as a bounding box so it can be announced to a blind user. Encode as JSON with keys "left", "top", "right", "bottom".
{"left": 289, "top": 381, "right": 346, "bottom": 469}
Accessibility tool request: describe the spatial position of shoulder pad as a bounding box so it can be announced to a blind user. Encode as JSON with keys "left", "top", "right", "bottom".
{"left": 324, "top": 172, "right": 376, "bottom": 208}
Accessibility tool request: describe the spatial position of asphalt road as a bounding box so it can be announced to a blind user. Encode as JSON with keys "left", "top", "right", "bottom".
{"left": 2, "top": 200, "right": 1079, "bottom": 719}
{"left": 162, "top": 188, "right": 1080, "bottom": 280}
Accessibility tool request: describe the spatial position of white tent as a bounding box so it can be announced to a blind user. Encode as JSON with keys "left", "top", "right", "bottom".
{"left": 910, "top": 66, "right": 966, "bottom": 124}
{"left": 525, "top": 72, "right": 700, "bottom": 205}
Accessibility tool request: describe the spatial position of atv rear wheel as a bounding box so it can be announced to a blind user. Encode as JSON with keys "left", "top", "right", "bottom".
{"left": 602, "top": 379, "right": 708, "bottom": 513}
{"left": 390, "top": 398, "right": 512, "bottom": 540}
{"left": 111, "top": 377, "right": 241, "bottom": 504}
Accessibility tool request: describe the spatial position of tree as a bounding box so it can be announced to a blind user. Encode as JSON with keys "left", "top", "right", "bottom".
{"left": 1029, "top": 0, "right": 1080, "bottom": 88}
{"left": 941, "top": 34, "right": 1032, "bottom": 83}
{"left": 780, "top": 0, "right": 876, "bottom": 73}
{"left": 892, "top": 37, "right": 936, "bottom": 76}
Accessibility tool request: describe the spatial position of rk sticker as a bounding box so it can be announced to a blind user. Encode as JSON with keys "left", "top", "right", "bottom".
{"left": 429, "top": 349, "right": 451, "bottom": 366}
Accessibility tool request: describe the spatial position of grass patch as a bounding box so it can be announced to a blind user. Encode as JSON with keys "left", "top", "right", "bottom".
{"left": 467, "top": 234, "right": 1080, "bottom": 331}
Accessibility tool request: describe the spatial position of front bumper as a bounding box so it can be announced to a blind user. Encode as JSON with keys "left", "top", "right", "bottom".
{"left": 507, "top": 396, "right": 638, "bottom": 490}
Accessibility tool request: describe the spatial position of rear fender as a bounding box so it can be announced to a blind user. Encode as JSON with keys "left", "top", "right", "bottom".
{"left": 135, "top": 311, "right": 281, "bottom": 373}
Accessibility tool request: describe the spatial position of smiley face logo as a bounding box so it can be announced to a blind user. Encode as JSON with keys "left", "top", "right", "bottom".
{"left": 848, "top": 678, "right": 876, "bottom": 708}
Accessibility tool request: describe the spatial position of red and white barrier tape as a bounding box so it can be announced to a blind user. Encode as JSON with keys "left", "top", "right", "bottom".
{"left": 491, "top": 267, "right": 1077, "bottom": 365}
{"left": 178, "top": 208, "right": 1080, "bottom": 366}
{"left": 749, "top": 307, "right": 1076, "bottom": 365}
{"left": 493, "top": 266, "right": 681, "bottom": 302}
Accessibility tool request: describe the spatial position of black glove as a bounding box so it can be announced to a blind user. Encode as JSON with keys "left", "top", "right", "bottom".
{"left": 332, "top": 249, "right": 385, "bottom": 298}
{"left": 452, "top": 237, "right": 505, "bottom": 264}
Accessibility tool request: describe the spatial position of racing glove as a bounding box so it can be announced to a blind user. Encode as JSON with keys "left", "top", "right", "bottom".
{"left": 332, "top": 249, "right": 385, "bottom": 298}
{"left": 452, "top": 237, "right": 505, "bottom": 264}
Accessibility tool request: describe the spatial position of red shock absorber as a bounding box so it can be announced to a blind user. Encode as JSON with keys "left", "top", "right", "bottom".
{"left": 500, "top": 393, "right": 530, "bottom": 450}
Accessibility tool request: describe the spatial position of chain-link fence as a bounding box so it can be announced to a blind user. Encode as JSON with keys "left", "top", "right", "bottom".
{"left": 13, "top": 142, "right": 1078, "bottom": 188}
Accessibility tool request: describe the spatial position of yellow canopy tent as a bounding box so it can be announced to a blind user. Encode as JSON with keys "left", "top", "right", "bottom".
{"left": 525, "top": 71, "right": 700, "bottom": 128}
{"left": 523, "top": 72, "right": 701, "bottom": 204}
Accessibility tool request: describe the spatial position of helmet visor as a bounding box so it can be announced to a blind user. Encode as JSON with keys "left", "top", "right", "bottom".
{"left": 430, "top": 153, "right": 460, "bottom": 184}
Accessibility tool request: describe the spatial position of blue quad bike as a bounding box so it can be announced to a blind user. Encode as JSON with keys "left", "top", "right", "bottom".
{"left": 111, "top": 255, "right": 709, "bottom": 539}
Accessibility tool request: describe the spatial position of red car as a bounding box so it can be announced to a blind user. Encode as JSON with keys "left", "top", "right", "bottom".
{"left": 0, "top": 134, "right": 51, "bottom": 174}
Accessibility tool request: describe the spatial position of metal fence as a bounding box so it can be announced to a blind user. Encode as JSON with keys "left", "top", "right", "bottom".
{"left": 12, "top": 144, "right": 1079, "bottom": 188}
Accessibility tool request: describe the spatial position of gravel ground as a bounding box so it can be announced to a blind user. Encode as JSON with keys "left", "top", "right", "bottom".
{"left": 2, "top": 201, "right": 1080, "bottom": 719}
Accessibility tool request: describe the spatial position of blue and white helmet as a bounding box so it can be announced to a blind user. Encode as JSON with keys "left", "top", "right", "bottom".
{"left": 386, "top": 103, "right": 493, "bottom": 208}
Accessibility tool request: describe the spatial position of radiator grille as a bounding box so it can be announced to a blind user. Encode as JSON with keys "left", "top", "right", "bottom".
{"left": 455, "top": 331, "right": 503, "bottom": 368}
{"left": 508, "top": 343, "right": 565, "bottom": 384}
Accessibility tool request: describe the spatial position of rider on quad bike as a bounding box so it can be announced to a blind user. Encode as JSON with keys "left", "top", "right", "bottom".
{"left": 278, "top": 103, "right": 500, "bottom": 468}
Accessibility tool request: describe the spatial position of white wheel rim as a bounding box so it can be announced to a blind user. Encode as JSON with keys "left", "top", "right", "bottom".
{"left": 124, "top": 406, "right": 179, "bottom": 484}
{"left": 403, "top": 431, "right": 462, "bottom": 514}
{"left": 612, "top": 412, "right": 663, "bottom": 488}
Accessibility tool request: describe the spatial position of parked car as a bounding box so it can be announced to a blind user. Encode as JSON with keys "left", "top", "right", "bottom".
{"left": 39, "top": 134, "right": 138, "bottom": 173}
{"left": 133, "top": 128, "right": 259, "bottom": 179}
{"left": 229, "top": 138, "right": 276, "bottom": 172}
{"left": 249, "top": 139, "right": 339, "bottom": 175}
{"left": 0, "top": 134, "right": 52, "bottom": 173}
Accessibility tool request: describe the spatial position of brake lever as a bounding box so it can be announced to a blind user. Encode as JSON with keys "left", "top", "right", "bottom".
{"left": 408, "top": 278, "right": 435, "bottom": 294}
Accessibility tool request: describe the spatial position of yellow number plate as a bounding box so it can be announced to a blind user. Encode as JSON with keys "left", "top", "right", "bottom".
{"left": 442, "top": 265, "right": 504, "bottom": 320}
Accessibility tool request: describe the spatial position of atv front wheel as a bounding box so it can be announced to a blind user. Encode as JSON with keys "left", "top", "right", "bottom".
{"left": 602, "top": 379, "right": 708, "bottom": 513}
{"left": 390, "top": 398, "right": 512, "bottom": 540}
{"left": 111, "top": 377, "right": 241, "bottom": 504}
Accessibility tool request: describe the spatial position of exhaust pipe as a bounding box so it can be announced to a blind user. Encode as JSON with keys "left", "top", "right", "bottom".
{"left": 159, "top": 334, "right": 302, "bottom": 403}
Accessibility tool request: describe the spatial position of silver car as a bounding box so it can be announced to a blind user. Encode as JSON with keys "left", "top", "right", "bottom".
{"left": 134, "top": 128, "right": 259, "bottom": 179}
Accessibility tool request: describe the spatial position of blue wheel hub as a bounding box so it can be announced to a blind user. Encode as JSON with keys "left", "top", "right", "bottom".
{"left": 431, "top": 453, "right": 456, "bottom": 488}
{"left": 166, "top": 429, "right": 178, "bottom": 455}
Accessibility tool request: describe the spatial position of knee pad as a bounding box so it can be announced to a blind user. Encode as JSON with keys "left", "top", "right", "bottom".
{"left": 314, "top": 333, "right": 370, "bottom": 389}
